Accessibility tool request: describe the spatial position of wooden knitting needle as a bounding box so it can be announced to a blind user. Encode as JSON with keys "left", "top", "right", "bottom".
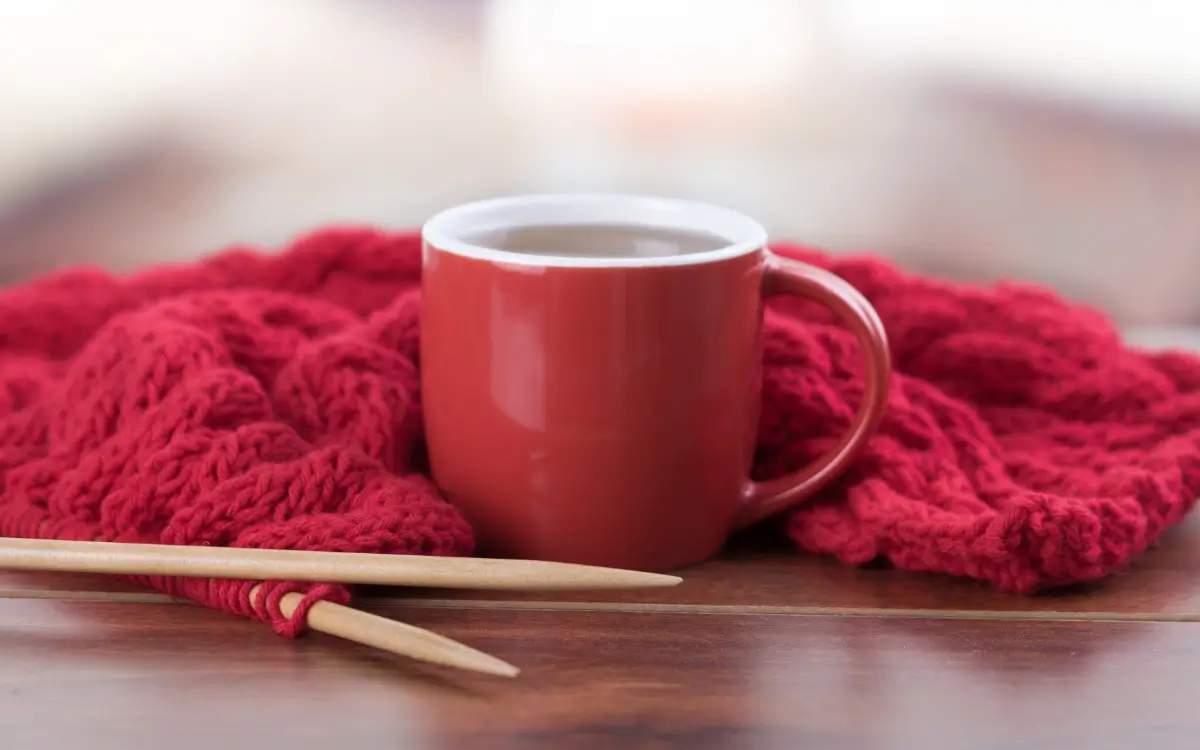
{"left": 0, "top": 537, "right": 682, "bottom": 590}
{"left": 250, "top": 585, "right": 520, "bottom": 678}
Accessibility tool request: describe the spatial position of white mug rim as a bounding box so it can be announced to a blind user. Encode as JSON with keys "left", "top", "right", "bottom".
{"left": 420, "top": 193, "right": 768, "bottom": 269}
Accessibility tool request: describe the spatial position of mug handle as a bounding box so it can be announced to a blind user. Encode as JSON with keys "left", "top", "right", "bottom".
{"left": 734, "top": 251, "right": 892, "bottom": 529}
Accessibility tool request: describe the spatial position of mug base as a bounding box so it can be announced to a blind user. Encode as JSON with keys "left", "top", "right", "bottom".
{"left": 476, "top": 539, "right": 722, "bottom": 574}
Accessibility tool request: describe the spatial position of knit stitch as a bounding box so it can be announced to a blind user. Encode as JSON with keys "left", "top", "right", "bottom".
{"left": 0, "top": 227, "right": 1196, "bottom": 634}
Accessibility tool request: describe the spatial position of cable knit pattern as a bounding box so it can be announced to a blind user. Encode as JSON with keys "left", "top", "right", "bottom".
{"left": 0, "top": 227, "right": 1196, "bottom": 634}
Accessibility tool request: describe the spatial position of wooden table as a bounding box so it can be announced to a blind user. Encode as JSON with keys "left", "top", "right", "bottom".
{"left": 0, "top": 324, "right": 1190, "bottom": 749}
{"left": 2, "top": 511, "right": 1199, "bottom": 750}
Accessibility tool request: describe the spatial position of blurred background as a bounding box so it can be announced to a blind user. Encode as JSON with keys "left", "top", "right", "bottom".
{"left": 3, "top": 0, "right": 1200, "bottom": 327}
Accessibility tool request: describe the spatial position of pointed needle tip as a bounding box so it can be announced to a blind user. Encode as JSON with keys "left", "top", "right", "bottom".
{"left": 636, "top": 572, "right": 683, "bottom": 587}
{"left": 483, "top": 660, "right": 522, "bottom": 678}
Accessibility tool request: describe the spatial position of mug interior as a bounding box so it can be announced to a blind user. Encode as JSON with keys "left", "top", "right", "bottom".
{"left": 421, "top": 193, "right": 767, "bottom": 268}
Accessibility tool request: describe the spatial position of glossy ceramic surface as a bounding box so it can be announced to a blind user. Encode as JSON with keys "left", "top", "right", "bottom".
{"left": 420, "top": 195, "right": 890, "bottom": 571}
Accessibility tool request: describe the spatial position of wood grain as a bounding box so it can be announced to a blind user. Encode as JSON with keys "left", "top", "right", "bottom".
{"left": 3, "top": 512, "right": 1199, "bottom": 616}
{"left": 0, "top": 570, "right": 175, "bottom": 599}
{"left": 362, "top": 515, "right": 1200, "bottom": 616}
{"left": 0, "top": 597, "right": 1193, "bottom": 749}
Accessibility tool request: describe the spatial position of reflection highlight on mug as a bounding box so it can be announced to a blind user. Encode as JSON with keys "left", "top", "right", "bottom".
{"left": 490, "top": 290, "right": 547, "bottom": 432}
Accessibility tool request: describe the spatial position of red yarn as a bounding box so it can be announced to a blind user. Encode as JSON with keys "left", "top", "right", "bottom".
{"left": 0, "top": 227, "right": 1197, "bottom": 634}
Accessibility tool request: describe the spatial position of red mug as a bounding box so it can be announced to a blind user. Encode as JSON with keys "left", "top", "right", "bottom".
{"left": 420, "top": 194, "right": 890, "bottom": 571}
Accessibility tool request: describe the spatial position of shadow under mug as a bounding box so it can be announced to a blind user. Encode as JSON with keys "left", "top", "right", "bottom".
{"left": 420, "top": 194, "right": 891, "bottom": 572}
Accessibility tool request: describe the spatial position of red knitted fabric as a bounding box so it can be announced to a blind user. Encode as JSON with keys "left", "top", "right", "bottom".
{"left": 1, "top": 227, "right": 1197, "bottom": 634}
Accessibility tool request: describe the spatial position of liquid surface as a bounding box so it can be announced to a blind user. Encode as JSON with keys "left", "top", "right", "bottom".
{"left": 461, "top": 223, "right": 730, "bottom": 259}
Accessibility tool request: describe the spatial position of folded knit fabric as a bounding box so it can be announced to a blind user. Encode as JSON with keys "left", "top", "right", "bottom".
{"left": 0, "top": 227, "right": 1197, "bottom": 634}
